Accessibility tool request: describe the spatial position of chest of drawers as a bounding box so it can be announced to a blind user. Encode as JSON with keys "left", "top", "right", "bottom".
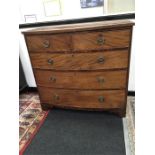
{"left": 23, "top": 20, "right": 134, "bottom": 117}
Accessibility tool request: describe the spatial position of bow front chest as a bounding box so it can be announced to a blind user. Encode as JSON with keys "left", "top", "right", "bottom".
{"left": 23, "top": 20, "right": 134, "bottom": 117}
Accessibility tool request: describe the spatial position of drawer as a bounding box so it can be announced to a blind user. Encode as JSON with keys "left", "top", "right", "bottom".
{"left": 26, "top": 34, "right": 71, "bottom": 52}
{"left": 72, "top": 29, "right": 131, "bottom": 51}
{"left": 38, "top": 87, "right": 125, "bottom": 109}
{"left": 30, "top": 50, "right": 128, "bottom": 70}
{"left": 35, "top": 70, "right": 127, "bottom": 89}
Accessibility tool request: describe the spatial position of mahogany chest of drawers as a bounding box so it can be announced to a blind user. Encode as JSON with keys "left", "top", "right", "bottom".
{"left": 23, "top": 20, "right": 134, "bottom": 117}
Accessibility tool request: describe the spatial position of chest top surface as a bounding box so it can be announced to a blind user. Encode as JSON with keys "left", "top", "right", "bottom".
{"left": 22, "top": 20, "right": 134, "bottom": 35}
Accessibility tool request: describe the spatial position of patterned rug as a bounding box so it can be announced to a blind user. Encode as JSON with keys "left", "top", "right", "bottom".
{"left": 19, "top": 92, "right": 49, "bottom": 155}
{"left": 19, "top": 92, "right": 135, "bottom": 155}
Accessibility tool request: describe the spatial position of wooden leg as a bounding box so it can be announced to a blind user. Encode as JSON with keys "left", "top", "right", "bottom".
{"left": 117, "top": 109, "right": 126, "bottom": 117}
{"left": 109, "top": 108, "right": 126, "bottom": 117}
{"left": 118, "top": 110, "right": 126, "bottom": 117}
{"left": 41, "top": 103, "right": 53, "bottom": 111}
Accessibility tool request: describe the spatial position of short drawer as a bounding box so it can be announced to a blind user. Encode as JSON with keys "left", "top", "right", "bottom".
{"left": 35, "top": 70, "right": 127, "bottom": 89}
{"left": 72, "top": 29, "right": 131, "bottom": 51}
{"left": 30, "top": 50, "right": 128, "bottom": 70}
{"left": 38, "top": 87, "right": 125, "bottom": 109}
{"left": 26, "top": 34, "right": 71, "bottom": 52}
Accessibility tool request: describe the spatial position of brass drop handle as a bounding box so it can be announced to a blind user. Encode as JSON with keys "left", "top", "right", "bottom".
{"left": 53, "top": 94, "right": 59, "bottom": 101}
{"left": 49, "top": 76, "right": 56, "bottom": 82}
{"left": 98, "top": 96, "right": 104, "bottom": 103}
{"left": 97, "top": 57, "right": 104, "bottom": 63}
{"left": 97, "top": 77, "right": 104, "bottom": 83}
{"left": 47, "top": 59, "right": 53, "bottom": 65}
{"left": 43, "top": 40, "right": 50, "bottom": 48}
{"left": 97, "top": 36, "right": 105, "bottom": 45}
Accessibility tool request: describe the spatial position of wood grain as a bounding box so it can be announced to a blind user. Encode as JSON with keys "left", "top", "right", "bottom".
{"left": 73, "top": 29, "right": 130, "bottom": 50}
{"left": 26, "top": 34, "right": 71, "bottom": 52}
{"left": 30, "top": 50, "right": 128, "bottom": 70}
{"left": 34, "top": 69, "right": 127, "bottom": 89}
{"left": 38, "top": 87, "right": 126, "bottom": 109}
{"left": 23, "top": 20, "right": 134, "bottom": 35}
{"left": 23, "top": 20, "right": 134, "bottom": 117}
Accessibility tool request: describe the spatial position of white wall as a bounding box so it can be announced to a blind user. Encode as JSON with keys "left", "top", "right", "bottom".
{"left": 107, "top": 0, "right": 135, "bottom": 14}
{"left": 19, "top": 30, "right": 36, "bottom": 86}
{"left": 128, "top": 25, "right": 135, "bottom": 91}
{"left": 19, "top": 0, "right": 104, "bottom": 24}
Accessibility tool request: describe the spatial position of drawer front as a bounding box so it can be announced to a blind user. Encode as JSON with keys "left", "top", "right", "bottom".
{"left": 26, "top": 34, "right": 71, "bottom": 52}
{"left": 30, "top": 50, "right": 128, "bottom": 70}
{"left": 72, "top": 29, "right": 131, "bottom": 51}
{"left": 38, "top": 87, "right": 125, "bottom": 109}
{"left": 35, "top": 70, "right": 127, "bottom": 89}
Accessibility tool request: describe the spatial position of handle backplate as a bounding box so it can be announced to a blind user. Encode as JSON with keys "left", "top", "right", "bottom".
{"left": 43, "top": 40, "right": 50, "bottom": 48}
{"left": 97, "top": 35, "right": 105, "bottom": 45}
{"left": 98, "top": 96, "right": 104, "bottom": 103}
{"left": 47, "top": 59, "right": 53, "bottom": 65}
{"left": 49, "top": 76, "right": 56, "bottom": 82}
{"left": 97, "top": 57, "right": 104, "bottom": 63}
{"left": 97, "top": 77, "right": 104, "bottom": 83}
{"left": 53, "top": 94, "right": 59, "bottom": 101}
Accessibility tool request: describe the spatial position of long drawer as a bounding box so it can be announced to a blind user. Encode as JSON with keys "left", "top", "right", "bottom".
{"left": 38, "top": 87, "right": 126, "bottom": 109}
{"left": 30, "top": 50, "right": 128, "bottom": 70}
{"left": 72, "top": 29, "right": 131, "bottom": 50}
{"left": 35, "top": 70, "right": 127, "bottom": 89}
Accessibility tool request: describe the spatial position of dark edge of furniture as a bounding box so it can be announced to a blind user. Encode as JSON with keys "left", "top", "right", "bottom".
{"left": 19, "top": 57, "right": 27, "bottom": 92}
{"left": 20, "top": 86, "right": 135, "bottom": 96}
{"left": 128, "top": 91, "right": 135, "bottom": 96}
{"left": 19, "top": 13, "right": 135, "bottom": 29}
